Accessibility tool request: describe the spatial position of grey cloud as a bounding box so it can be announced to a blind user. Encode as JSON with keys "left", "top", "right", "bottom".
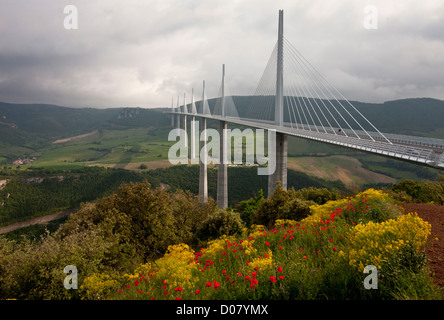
{"left": 0, "top": 0, "right": 443, "bottom": 108}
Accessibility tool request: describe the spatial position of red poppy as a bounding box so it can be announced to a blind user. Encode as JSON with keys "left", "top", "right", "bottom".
{"left": 279, "top": 276, "right": 285, "bottom": 280}
{"left": 206, "top": 282, "right": 212, "bottom": 287}
{"left": 269, "top": 276, "right": 277, "bottom": 283}
{"left": 277, "top": 266, "right": 283, "bottom": 273}
{"left": 265, "top": 241, "right": 270, "bottom": 246}
{"left": 250, "top": 279, "right": 258, "bottom": 287}
{"left": 195, "top": 289, "right": 201, "bottom": 294}
{"left": 175, "top": 286, "right": 183, "bottom": 292}
{"left": 222, "top": 270, "right": 227, "bottom": 275}
{"left": 176, "top": 297, "right": 182, "bottom": 300}
{"left": 163, "top": 291, "right": 168, "bottom": 295}
{"left": 333, "top": 247, "right": 337, "bottom": 251}
{"left": 213, "top": 281, "right": 220, "bottom": 289}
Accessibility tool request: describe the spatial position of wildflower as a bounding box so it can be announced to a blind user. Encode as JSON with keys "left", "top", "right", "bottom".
{"left": 206, "top": 282, "right": 212, "bottom": 287}
{"left": 279, "top": 276, "right": 285, "bottom": 280}
{"left": 269, "top": 276, "right": 277, "bottom": 283}
{"left": 252, "top": 271, "right": 257, "bottom": 278}
{"left": 277, "top": 266, "right": 283, "bottom": 273}
{"left": 175, "top": 287, "right": 183, "bottom": 292}
{"left": 265, "top": 241, "right": 270, "bottom": 246}
{"left": 195, "top": 289, "right": 200, "bottom": 294}
{"left": 333, "top": 247, "right": 337, "bottom": 251}
{"left": 151, "top": 297, "right": 155, "bottom": 300}
{"left": 176, "top": 297, "right": 182, "bottom": 300}
{"left": 222, "top": 270, "right": 227, "bottom": 275}
{"left": 303, "top": 256, "right": 307, "bottom": 259}
{"left": 163, "top": 291, "right": 168, "bottom": 295}
{"left": 213, "top": 281, "right": 220, "bottom": 289}
{"left": 250, "top": 279, "right": 258, "bottom": 288}
{"left": 245, "top": 275, "right": 250, "bottom": 281}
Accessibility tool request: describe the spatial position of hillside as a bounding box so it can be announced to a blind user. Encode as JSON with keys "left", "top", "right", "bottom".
{"left": 0, "top": 102, "right": 169, "bottom": 162}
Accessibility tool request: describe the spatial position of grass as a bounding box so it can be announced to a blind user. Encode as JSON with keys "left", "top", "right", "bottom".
{"left": 31, "top": 127, "right": 174, "bottom": 168}
{"left": 287, "top": 155, "right": 395, "bottom": 189}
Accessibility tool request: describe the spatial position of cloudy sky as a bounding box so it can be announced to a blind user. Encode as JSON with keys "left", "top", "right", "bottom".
{"left": 0, "top": 0, "right": 443, "bottom": 109}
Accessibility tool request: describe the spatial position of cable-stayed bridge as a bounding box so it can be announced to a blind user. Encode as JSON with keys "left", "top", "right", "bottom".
{"left": 168, "top": 10, "right": 444, "bottom": 208}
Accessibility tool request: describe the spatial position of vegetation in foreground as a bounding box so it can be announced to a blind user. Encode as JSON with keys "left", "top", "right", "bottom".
{"left": 0, "top": 180, "right": 442, "bottom": 300}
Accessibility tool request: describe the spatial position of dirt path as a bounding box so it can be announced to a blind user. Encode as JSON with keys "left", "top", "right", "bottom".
{"left": 400, "top": 203, "right": 444, "bottom": 287}
{"left": 52, "top": 130, "right": 98, "bottom": 144}
{"left": 0, "top": 208, "right": 78, "bottom": 235}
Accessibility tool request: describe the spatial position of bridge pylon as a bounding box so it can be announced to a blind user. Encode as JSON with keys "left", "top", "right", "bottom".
{"left": 268, "top": 9, "right": 288, "bottom": 197}
{"left": 217, "top": 65, "right": 228, "bottom": 209}
{"left": 199, "top": 80, "right": 208, "bottom": 203}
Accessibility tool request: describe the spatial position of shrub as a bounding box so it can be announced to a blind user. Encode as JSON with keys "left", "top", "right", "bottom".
{"left": 194, "top": 209, "right": 244, "bottom": 244}
{"left": 294, "top": 187, "right": 341, "bottom": 204}
{"left": 252, "top": 183, "right": 312, "bottom": 228}
{"left": 235, "top": 189, "right": 264, "bottom": 227}
{"left": 390, "top": 179, "right": 444, "bottom": 204}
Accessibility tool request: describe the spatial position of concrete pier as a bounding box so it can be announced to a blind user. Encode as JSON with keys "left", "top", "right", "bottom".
{"left": 199, "top": 117, "right": 208, "bottom": 203}
{"left": 217, "top": 120, "right": 228, "bottom": 208}
{"left": 267, "top": 132, "right": 287, "bottom": 197}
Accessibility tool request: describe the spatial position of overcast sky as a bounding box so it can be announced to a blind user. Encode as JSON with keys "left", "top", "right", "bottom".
{"left": 0, "top": 0, "right": 443, "bottom": 109}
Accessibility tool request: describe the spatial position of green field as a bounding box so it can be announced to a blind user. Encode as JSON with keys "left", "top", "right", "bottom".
{"left": 29, "top": 127, "right": 174, "bottom": 169}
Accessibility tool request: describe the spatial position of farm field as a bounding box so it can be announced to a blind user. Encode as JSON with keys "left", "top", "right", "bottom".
{"left": 28, "top": 127, "right": 174, "bottom": 169}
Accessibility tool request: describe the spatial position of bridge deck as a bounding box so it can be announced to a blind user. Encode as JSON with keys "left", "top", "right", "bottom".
{"left": 169, "top": 111, "right": 444, "bottom": 169}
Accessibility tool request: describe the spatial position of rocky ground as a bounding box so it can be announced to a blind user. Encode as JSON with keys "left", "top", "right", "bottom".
{"left": 401, "top": 203, "right": 444, "bottom": 288}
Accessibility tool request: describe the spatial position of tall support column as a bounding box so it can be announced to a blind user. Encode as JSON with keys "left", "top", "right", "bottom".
{"left": 171, "top": 97, "right": 175, "bottom": 127}
{"left": 268, "top": 9, "right": 287, "bottom": 197}
{"left": 199, "top": 80, "right": 208, "bottom": 204}
{"left": 190, "top": 89, "right": 197, "bottom": 162}
{"left": 199, "top": 117, "right": 208, "bottom": 203}
{"left": 275, "top": 9, "right": 284, "bottom": 127}
{"left": 190, "top": 116, "right": 196, "bottom": 161}
{"left": 268, "top": 132, "right": 287, "bottom": 197}
{"left": 175, "top": 96, "right": 180, "bottom": 129}
{"left": 182, "top": 93, "right": 188, "bottom": 148}
{"left": 217, "top": 120, "right": 228, "bottom": 208}
{"left": 217, "top": 64, "right": 228, "bottom": 208}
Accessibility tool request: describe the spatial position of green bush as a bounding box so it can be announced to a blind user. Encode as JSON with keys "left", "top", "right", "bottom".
{"left": 252, "top": 183, "right": 312, "bottom": 228}
{"left": 194, "top": 209, "right": 244, "bottom": 244}
{"left": 390, "top": 179, "right": 444, "bottom": 204}
{"left": 294, "top": 187, "right": 341, "bottom": 204}
{"left": 235, "top": 189, "right": 264, "bottom": 227}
